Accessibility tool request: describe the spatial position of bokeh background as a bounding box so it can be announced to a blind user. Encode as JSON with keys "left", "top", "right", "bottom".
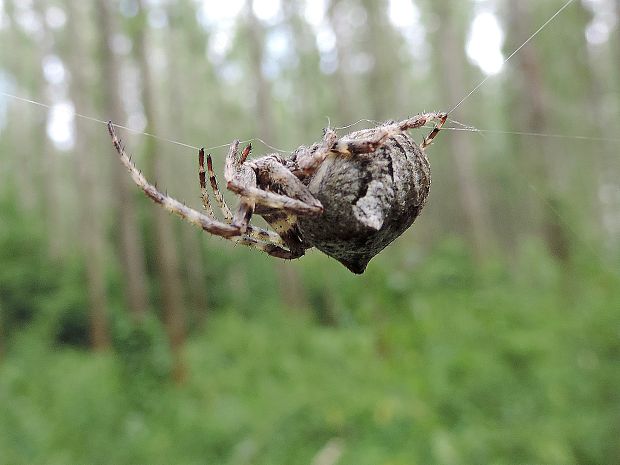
{"left": 1, "top": 0, "right": 620, "bottom": 464}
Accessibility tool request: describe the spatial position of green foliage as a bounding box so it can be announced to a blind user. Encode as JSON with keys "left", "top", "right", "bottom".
{"left": 1, "top": 1, "right": 620, "bottom": 463}
{"left": 112, "top": 313, "right": 174, "bottom": 401}
{"left": 0, "top": 197, "right": 92, "bottom": 348}
{"left": 1, "top": 243, "right": 619, "bottom": 465}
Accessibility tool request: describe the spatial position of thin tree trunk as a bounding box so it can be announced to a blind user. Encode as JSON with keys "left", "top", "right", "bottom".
{"left": 616, "top": 0, "right": 620, "bottom": 71}
{"left": 433, "top": 3, "right": 495, "bottom": 262}
{"left": 17, "top": 2, "right": 64, "bottom": 256}
{"left": 601, "top": 0, "right": 620, "bottom": 249}
{"left": 509, "top": 1, "right": 570, "bottom": 261}
{"left": 166, "top": 10, "right": 209, "bottom": 319}
{"left": 0, "top": 301, "right": 4, "bottom": 361}
{"left": 247, "top": 2, "right": 309, "bottom": 311}
{"left": 65, "top": 1, "right": 110, "bottom": 350}
{"left": 327, "top": 0, "right": 356, "bottom": 124}
{"left": 361, "top": 0, "right": 403, "bottom": 119}
{"left": 97, "top": 0, "right": 150, "bottom": 320}
{"left": 136, "top": 0, "right": 187, "bottom": 382}
{"left": 572, "top": 2, "right": 616, "bottom": 248}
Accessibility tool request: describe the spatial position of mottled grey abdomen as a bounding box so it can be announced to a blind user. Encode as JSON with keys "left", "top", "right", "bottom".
{"left": 298, "top": 131, "right": 431, "bottom": 273}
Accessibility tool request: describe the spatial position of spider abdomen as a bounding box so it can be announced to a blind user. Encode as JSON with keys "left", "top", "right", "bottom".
{"left": 298, "top": 131, "right": 431, "bottom": 274}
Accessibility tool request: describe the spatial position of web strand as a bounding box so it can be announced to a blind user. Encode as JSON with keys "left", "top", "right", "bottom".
{"left": 448, "top": 0, "right": 576, "bottom": 115}
{"left": 1, "top": 90, "right": 201, "bottom": 151}
{"left": 4, "top": 89, "right": 619, "bottom": 153}
{"left": 0, "top": 90, "right": 297, "bottom": 154}
{"left": 437, "top": 125, "right": 620, "bottom": 144}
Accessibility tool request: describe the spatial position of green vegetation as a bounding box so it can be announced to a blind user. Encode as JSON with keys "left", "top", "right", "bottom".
{"left": 1, "top": 209, "right": 619, "bottom": 464}
{"left": 1, "top": 1, "right": 620, "bottom": 463}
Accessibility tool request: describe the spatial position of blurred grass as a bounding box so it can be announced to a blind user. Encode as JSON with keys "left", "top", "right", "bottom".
{"left": 1, "top": 230, "right": 619, "bottom": 465}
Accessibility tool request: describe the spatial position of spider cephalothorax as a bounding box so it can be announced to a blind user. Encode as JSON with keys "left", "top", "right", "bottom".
{"left": 107, "top": 112, "right": 447, "bottom": 274}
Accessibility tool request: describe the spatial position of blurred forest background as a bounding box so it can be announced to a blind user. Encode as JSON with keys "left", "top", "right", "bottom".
{"left": 1, "top": 0, "right": 620, "bottom": 464}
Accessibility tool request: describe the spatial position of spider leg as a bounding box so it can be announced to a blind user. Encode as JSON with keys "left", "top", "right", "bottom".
{"left": 229, "top": 162, "right": 257, "bottom": 233}
{"left": 224, "top": 156, "right": 304, "bottom": 257}
{"left": 292, "top": 113, "right": 446, "bottom": 177}
{"left": 198, "top": 149, "right": 216, "bottom": 218}
{"left": 225, "top": 141, "right": 323, "bottom": 216}
{"left": 207, "top": 144, "right": 256, "bottom": 233}
{"left": 293, "top": 129, "right": 339, "bottom": 177}
{"left": 237, "top": 235, "right": 304, "bottom": 260}
{"left": 199, "top": 148, "right": 284, "bottom": 246}
{"left": 250, "top": 157, "right": 323, "bottom": 256}
{"left": 332, "top": 112, "right": 448, "bottom": 155}
{"left": 253, "top": 158, "right": 320, "bottom": 207}
{"left": 108, "top": 122, "right": 239, "bottom": 237}
{"left": 204, "top": 152, "right": 233, "bottom": 221}
{"left": 421, "top": 113, "right": 448, "bottom": 149}
{"left": 109, "top": 122, "right": 297, "bottom": 259}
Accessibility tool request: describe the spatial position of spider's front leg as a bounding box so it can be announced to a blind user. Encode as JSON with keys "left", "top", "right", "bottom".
{"left": 332, "top": 112, "right": 448, "bottom": 155}
{"left": 107, "top": 122, "right": 239, "bottom": 238}
{"left": 108, "top": 122, "right": 313, "bottom": 261}
{"left": 292, "top": 112, "right": 447, "bottom": 178}
{"left": 199, "top": 148, "right": 285, "bottom": 246}
{"left": 224, "top": 141, "right": 323, "bottom": 219}
{"left": 223, "top": 142, "right": 325, "bottom": 258}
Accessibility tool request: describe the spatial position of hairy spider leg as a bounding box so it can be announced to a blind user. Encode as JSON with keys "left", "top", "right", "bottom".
{"left": 252, "top": 157, "right": 324, "bottom": 255}
{"left": 253, "top": 157, "right": 321, "bottom": 209}
{"left": 421, "top": 113, "right": 448, "bottom": 149}
{"left": 198, "top": 149, "right": 216, "bottom": 218}
{"left": 200, "top": 149, "right": 284, "bottom": 245}
{"left": 293, "top": 128, "right": 339, "bottom": 177}
{"left": 225, "top": 140, "right": 323, "bottom": 216}
{"left": 332, "top": 112, "right": 448, "bottom": 155}
{"left": 292, "top": 112, "right": 446, "bottom": 178}
{"left": 201, "top": 149, "right": 232, "bottom": 220}
{"left": 108, "top": 121, "right": 295, "bottom": 259}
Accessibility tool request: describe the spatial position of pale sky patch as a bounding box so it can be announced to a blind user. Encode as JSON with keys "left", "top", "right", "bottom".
{"left": 252, "top": 0, "right": 281, "bottom": 22}
{"left": 582, "top": 0, "right": 615, "bottom": 46}
{"left": 466, "top": 11, "right": 505, "bottom": 76}
{"left": 47, "top": 101, "right": 75, "bottom": 151}
{"left": 387, "top": 0, "right": 427, "bottom": 61}
{"left": 388, "top": 0, "right": 417, "bottom": 29}
{"left": 198, "top": 0, "right": 245, "bottom": 25}
{"left": 45, "top": 6, "right": 66, "bottom": 29}
{"left": 304, "top": 0, "right": 327, "bottom": 27}
{"left": 42, "top": 55, "right": 66, "bottom": 85}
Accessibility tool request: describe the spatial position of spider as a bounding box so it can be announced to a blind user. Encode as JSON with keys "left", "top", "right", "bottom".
{"left": 107, "top": 112, "right": 447, "bottom": 274}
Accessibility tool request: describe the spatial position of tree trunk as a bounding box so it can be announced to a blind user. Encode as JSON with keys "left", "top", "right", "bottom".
{"left": 508, "top": 1, "right": 570, "bottom": 261}
{"left": 18, "top": 2, "right": 64, "bottom": 256}
{"left": 166, "top": 8, "right": 209, "bottom": 320}
{"left": 65, "top": 1, "right": 110, "bottom": 350}
{"left": 136, "top": 0, "right": 187, "bottom": 382}
{"left": 600, "top": 0, "right": 620, "bottom": 249}
{"left": 247, "top": 2, "right": 309, "bottom": 312}
{"left": 97, "top": 0, "right": 150, "bottom": 320}
{"left": 361, "top": 0, "right": 403, "bottom": 119}
{"left": 616, "top": 0, "right": 620, "bottom": 71}
{"left": 433, "top": 3, "right": 495, "bottom": 262}
{"left": 327, "top": 0, "right": 357, "bottom": 124}
{"left": 0, "top": 301, "right": 4, "bottom": 361}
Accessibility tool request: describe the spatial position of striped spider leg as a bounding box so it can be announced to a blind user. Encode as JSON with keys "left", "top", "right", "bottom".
{"left": 107, "top": 122, "right": 299, "bottom": 259}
